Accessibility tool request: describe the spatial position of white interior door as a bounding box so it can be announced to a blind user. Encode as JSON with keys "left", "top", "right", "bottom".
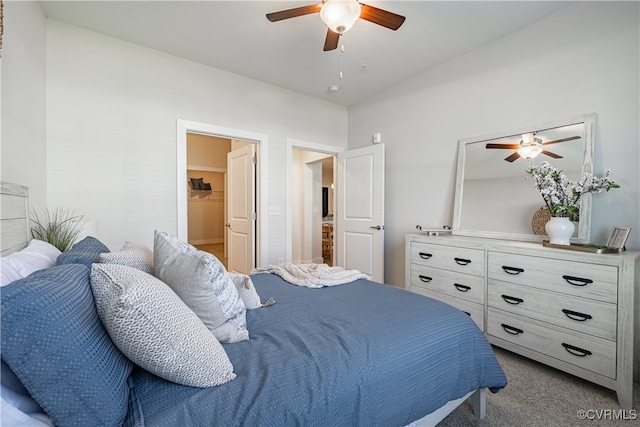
{"left": 336, "top": 144, "right": 385, "bottom": 282}
{"left": 227, "top": 143, "right": 255, "bottom": 274}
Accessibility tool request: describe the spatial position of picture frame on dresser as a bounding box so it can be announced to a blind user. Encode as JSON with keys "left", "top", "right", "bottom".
{"left": 606, "top": 227, "right": 631, "bottom": 251}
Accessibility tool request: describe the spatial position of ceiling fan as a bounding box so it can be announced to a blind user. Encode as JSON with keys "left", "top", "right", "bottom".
{"left": 486, "top": 133, "right": 581, "bottom": 162}
{"left": 266, "top": 0, "right": 406, "bottom": 51}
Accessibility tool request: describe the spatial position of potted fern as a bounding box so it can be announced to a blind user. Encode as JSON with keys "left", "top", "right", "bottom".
{"left": 30, "top": 207, "right": 84, "bottom": 252}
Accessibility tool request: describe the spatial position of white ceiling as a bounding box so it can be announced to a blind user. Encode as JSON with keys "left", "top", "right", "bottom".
{"left": 39, "top": 1, "right": 570, "bottom": 106}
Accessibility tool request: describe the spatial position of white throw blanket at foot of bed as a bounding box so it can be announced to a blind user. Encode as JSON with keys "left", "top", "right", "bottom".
{"left": 251, "top": 263, "right": 370, "bottom": 288}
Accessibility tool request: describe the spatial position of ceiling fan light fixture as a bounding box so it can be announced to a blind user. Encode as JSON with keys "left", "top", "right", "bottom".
{"left": 516, "top": 133, "right": 543, "bottom": 160}
{"left": 320, "top": 0, "right": 362, "bottom": 35}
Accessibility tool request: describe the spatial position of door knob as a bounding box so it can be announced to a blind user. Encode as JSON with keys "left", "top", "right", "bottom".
{"left": 370, "top": 225, "right": 384, "bottom": 230}
{"left": 225, "top": 223, "right": 231, "bottom": 228}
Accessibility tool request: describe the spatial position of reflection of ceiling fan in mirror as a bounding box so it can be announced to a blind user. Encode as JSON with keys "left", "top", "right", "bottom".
{"left": 266, "top": 0, "right": 406, "bottom": 51}
{"left": 485, "top": 133, "right": 581, "bottom": 162}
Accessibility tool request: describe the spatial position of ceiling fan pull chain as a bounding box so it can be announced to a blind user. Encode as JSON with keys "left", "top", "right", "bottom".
{"left": 339, "top": 44, "right": 344, "bottom": 79}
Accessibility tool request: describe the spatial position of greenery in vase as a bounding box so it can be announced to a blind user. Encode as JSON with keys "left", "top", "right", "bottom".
{"left": 30, "top": 207, "right": 84, "bottom": 252}
{"left": 525, "top": 161, "right": 619, "bottom": 221}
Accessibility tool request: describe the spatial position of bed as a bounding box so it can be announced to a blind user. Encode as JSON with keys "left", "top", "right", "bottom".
{"left": 0, "top": 181, "right": 507, "bottom": 426}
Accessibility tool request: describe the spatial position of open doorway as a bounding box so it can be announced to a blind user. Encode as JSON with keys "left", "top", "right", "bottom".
{"left": 182, "top": 128, "right": 258, "bottom": 274}
{"left": 291, "top": 148, "right": 336, "bottom": 266}
{"left": 286, "top": 141, "right": 385, "bottom": 281}
{"left": 177, "top": 119, "right": 268, "bottom": 271}
{"left": 186, "top": 133, "right": 230, "bottom": 268}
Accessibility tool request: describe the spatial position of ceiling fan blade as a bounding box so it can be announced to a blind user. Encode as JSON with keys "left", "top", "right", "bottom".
{"left": 266, "top": 4, "right": 321, "bottom": 22}
{"left": 541, "top": 135, "right": 580, "bottom": 146}
{"left": 504, "top": 152, "right": 521, "bottom": 162}
{"left": 541, "top": 150, "right": 563, "bottom": 159}
{"left": 486, "top": 143, "right": 519, "bottom": 149}
{"left": 359, "top": 3, "right": 406, "bottom": 30}
{"left": 323, "top": 29, "right": 340, "bottom": 51}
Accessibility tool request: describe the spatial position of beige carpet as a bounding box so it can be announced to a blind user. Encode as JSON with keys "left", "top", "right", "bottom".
{"left": 438, "top": 346, "right": 639, "bottom": 426}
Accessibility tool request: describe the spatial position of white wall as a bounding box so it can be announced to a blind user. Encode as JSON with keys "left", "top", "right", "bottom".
{"left": 347, "top": 2, "right": 639, "bottom": 287}
{"left": 44, "top": 20, "right": 347, "bottom": 257}
{"left": 1, "top": 1, "right": 48, "bottom": 210}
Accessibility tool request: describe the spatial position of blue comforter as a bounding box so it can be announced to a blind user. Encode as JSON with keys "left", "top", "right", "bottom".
{"left": 125, "top": 274, "right": 506, "bottom": 426}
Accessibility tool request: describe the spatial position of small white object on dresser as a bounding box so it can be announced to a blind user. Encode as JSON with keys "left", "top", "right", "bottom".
{"left": 405, "top": 233, "right": 640, "bottom": 410}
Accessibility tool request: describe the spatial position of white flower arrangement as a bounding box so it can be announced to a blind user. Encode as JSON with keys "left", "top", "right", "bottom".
{"left": 526, "top": 161, "right": 619, "bottom": 220}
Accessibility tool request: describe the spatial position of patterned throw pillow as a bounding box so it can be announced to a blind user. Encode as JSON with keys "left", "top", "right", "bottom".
{"left": 90, "top": 263, "right": 236, "bottom": 387}
{"left": 1, "top": 264, "right": 133, "bottom": 426}
{"left": 100, "top": 241, "right": 154, "bottom": 274}
{"left": 153, "top": 230, "right": 248, "bottom": 343}
{"left": 56, "top": 236, "right": 110, "bottom": 268}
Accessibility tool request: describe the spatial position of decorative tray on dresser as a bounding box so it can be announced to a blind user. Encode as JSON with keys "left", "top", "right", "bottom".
{"left": 405, "top": 233, "right": 640, "bottom": 409}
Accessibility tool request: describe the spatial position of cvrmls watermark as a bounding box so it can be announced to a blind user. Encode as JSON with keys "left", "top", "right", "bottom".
{"left": 577, "top": 409, "right": 637, "bottom": 420}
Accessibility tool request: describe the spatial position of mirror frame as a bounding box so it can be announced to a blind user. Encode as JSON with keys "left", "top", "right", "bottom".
{"left": 452, "top": 113, "right": 595, "bottom": 243}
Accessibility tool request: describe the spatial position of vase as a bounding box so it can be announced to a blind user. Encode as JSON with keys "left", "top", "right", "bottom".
{"left": 545, "top": 217, "right": 575, "bottom": 245}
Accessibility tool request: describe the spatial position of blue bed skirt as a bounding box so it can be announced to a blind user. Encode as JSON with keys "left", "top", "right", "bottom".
{"left": 125, "top": 274, "right": 506, "bottom": 426}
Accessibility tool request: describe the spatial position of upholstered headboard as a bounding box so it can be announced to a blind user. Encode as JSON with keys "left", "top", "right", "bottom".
{"left": 1, "top": 182, "right": 30, "bottom": 255}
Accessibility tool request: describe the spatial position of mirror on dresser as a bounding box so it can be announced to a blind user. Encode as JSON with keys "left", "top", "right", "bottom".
{"left": 452, "top": 113, "right": 595, "bottom": 243}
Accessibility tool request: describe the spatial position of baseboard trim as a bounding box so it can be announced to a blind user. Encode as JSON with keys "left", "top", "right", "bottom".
{"left": 189, "top": 238, "right": 224, "bottom": 245}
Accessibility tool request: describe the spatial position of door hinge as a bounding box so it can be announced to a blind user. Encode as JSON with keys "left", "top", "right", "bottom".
{"left": 253, "top": 212, "right": 257, "bottom": 221}
{"left": 252, "top": 156, "right": 257, "bottom": 165}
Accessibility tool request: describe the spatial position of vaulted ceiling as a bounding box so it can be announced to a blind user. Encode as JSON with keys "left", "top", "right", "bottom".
{"left": 40, "top": 1, "right": 569, "bottom": 106}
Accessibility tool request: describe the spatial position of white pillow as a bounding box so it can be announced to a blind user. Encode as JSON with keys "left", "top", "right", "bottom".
{"left": 228, "top": 273, "right": 262, "bottom": 309}
{"left": 1, "top": 362, "right": 54, "bottom": 427}
{"left": 1, "top": 240, "right": 61, "bottom": 286}
{"left": 90, "top": 263, "right": 236, "bottom": 387}
{"left": 153, "top": 230, "right": 248, "bottom": 343}
{"left": 100, "top": 241, "right": 154, "bottom": 274}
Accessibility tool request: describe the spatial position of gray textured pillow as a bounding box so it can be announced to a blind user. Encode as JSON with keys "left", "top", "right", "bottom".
{"left": 153, "top": 230, "right": 248, "bottom": 343}
{"left": 100, "top": 241, "right": 154, "bottom": 274}
{"left": 90, "top": 263, "right": 236, "bottom": 387}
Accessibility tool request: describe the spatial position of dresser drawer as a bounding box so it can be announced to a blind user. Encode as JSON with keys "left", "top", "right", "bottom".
{"left": 410, "top": 242, "right": 484, "bottom": 277}
{"left": 488, "top": 252, "right": 618, "bottom": 303}
{"left": 488, "top": 308, "right": 616, "bottom": 379}
{"left": 410, "top": 264, "right": 484, "bottom": 304}
{"left": 488, "top": 280, "right": 617, "bottom": 341}
{"left": 412, "top": 286, "right": 484, "bottom": 332}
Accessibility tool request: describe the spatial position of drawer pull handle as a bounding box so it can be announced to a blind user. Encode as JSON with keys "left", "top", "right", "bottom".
{"left": 562, "top": 343, "right": 592, "bottom": 357}
{"left": 454, "top": 257, "right": 471, "bottom": 266}
{"left": 562, "top": 309, "right": 592, "bottom": 322}
{"left": 454, "top": 283, "right": 471, "bottom": 292}
{"left": 501, "top": 295, "right": 524, "bottom": 305}
{"left": 562, "top": 275, "right": 593, "bottom": 286}
{"left": 463, "top": 311, "right": 471, "bottom": 317}
{"left": 501, "top": 266, "right": 524, "bottom": 275}
{"left": 501, "top": 324, "right": 524, "bottom": 335}
{"left": 418, "top": 275, "right": 432, "bottom": 283}
{"left": 418, "top": 252, "right": 433, "bottom": 260}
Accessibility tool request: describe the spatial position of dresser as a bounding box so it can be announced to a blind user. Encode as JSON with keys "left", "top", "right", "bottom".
{"left": 405, "top": 233, "right": 640, "bottom": 409}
